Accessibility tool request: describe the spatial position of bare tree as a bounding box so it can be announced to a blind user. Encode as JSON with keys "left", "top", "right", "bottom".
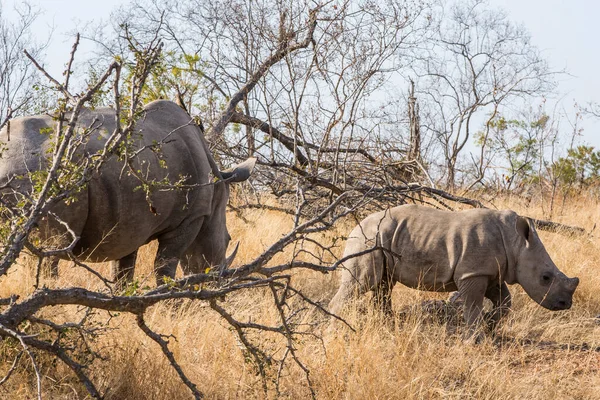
{"left": 83, "top": 0, "right": 442, "bottom": 210}
{"left": 414, "top": 0, "right": 556, "bottom": 190}
{"left": 0, "top": 1, "right": 46, "bottom": 132}
{"left": 98, "top": 0, "right": 563, "bottom": 204}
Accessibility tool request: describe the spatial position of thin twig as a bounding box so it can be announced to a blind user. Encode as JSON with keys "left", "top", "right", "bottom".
{"left": 0, "top": 323, "right": 43, "bottom": 400}
{"left": 269, "top": 282, "right": 316, "bottom": 399}
{"left": 0, "top": 351, "right": 23, "bottom": 385}
{"left": 136, "top": 313, "right": 203, "bottom": 399}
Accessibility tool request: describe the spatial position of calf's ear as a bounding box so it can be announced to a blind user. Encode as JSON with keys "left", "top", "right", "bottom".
{"left": 516, "top": 216, "right": 530, "bottom": 242}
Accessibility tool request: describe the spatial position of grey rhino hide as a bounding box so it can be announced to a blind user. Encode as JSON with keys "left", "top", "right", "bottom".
{"left": 0, "top": 100, "right": 255, "bottom": 284}
{"left": 329, "top": 204, "right": 579, "bottom": 336}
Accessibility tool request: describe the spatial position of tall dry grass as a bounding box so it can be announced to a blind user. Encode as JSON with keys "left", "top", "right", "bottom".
{"left": 1, "top": 195, "right": 600, "bottom": 399}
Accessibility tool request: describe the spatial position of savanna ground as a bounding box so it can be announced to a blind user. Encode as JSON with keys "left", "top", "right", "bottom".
{"left": 1, "top": 193, "right": 599, "bottom": 399}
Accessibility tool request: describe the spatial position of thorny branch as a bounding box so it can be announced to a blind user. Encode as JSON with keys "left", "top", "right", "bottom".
{"left": 205, "top": 8, "right": 318, "bottom": 143}
{"left": 268, "top": 281, "right": 316, "bottom": 399}
{"left": 0, "top": 322, "right": 43, "bottom": 400}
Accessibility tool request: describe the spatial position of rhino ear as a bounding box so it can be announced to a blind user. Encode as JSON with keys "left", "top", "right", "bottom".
{"left": 220, "top": 157, "right": 257, "bottom": 183}
{"left": 516, "top": 216, "right": 530, "bottom": 242}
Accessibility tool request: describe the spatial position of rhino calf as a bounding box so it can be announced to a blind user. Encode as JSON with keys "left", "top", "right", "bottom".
{"left": 329, "top": 205, "right": 579, "bottom": 337}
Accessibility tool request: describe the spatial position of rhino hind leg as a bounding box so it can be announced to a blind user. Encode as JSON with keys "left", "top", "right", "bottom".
{"left": 328, "top": 265, "right": 372, "bottom": 315}
{"left": 484, "top": 281, "right": 511, "bottom": 331}
{"left": 111, "top": 251, "right": 138, "bottom": 288}
{"left": 329, "top": 279, "right": 358, "bottom": 315}
{"left": 373, "top": 267, "right": 396, "bottom": 316}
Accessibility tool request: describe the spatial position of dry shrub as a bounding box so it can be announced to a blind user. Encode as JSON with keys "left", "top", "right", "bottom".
{"left": 1, "top": 195, "right": 600, "bottom": 399}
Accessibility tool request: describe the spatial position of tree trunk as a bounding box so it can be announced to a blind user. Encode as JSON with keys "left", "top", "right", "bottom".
{"left": 407, "top": 79, "right": 421, "bottom": 162}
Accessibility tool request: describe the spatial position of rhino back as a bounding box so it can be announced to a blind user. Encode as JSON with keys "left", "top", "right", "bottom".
{"left": 369, "top": 205, "right": 512, "bottom": 291}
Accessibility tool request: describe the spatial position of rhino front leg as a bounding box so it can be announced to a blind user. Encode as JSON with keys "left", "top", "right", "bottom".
{"left": 155, "top": 255, "right": 179, "bottom": 285}
{"left": 457, "top": 276, "right": 489, "bottom": 341}
{"left": 179, "top": 253, "right": 199, "bottom": 276}
{"left": 111, "top": 251, "right": 138, "bottom": 288}
{"left": 484, "top": 281, "right": 511, "bottom": 331}
{"left": 154, "top": 221, "right": 202, "bottom": 285}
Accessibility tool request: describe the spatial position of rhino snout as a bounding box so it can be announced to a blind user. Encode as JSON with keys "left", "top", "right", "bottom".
{"left": 542, "top": 276, "right": 578, "bottom": 311}
{"left": 549, "top": 298, "right": 572, "bottom": 311}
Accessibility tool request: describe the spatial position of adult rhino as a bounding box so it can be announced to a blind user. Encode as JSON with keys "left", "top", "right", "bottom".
{"left": 329, "top": 204, "right": 579, "bottom": 338}
{"left": 0, "top": 100, "right": 255, "bottom": 285}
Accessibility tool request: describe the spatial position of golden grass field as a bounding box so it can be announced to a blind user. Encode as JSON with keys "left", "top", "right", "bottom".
{"left": 0, "top": 193, "right": 599, "bottom": 399}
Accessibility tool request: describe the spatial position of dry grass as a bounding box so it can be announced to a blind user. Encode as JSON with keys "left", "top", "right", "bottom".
{"left": 1, "top": 196, "right": 600, "bottom": 399}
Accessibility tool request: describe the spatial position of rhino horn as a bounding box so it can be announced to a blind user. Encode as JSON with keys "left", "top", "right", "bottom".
{"left": 220, "top": 158, "right": 257, "bottom": 182}
{"left": 567, "top": 276, "right": 580, "bottom": 292}
{"left": 223, "top": 242, "right": 240, "bottom": 269}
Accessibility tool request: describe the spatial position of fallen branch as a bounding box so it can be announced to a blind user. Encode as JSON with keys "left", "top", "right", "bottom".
{"left": 403, "top": 184, "right": 587, "bottom": 237}
{"left": 531, "top": 218, "right": 587, "bottom": 236}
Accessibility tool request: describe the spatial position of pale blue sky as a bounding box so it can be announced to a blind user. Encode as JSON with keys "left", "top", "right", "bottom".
{"left": 492, "top": 0, "right": 600, "bottom": 99}
{"left": 6, "top": 0, "right": 600, "bottom": 147}
{"left": 491, "top": 0, "right": 600, "bottom": 140}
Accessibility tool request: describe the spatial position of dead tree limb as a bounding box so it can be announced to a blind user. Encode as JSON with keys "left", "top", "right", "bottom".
{"left": 206, "top": 9, "right": 318, "bottom": 144}
{"left": 531, "top": 218, "right": 587, "bottom": 236}
{"left": 136, "top": 313, "right": 203, "bottom": 400}
{"left": 405, "top": 184, "right": 587, "bottom": 236}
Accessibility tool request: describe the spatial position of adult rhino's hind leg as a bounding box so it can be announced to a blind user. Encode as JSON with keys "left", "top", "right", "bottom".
{"left": 111, "top": 251, "right": 138, "bottom": 289}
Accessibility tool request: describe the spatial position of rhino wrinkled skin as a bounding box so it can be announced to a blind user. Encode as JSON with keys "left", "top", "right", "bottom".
{"left": 0, "top": 100, "right": 255, "bottom": 284}
{"left": 329, "top": 204, "right": 579, "bottom": 336}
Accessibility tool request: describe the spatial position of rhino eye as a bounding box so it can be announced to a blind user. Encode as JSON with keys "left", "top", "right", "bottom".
{"left": 541, "top": 273, "right": 552, "bottom": 284}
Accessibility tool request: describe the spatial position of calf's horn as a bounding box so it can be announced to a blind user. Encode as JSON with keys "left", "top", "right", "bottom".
{"left": 567, "top": 277, "right": 580, "bottom": 292}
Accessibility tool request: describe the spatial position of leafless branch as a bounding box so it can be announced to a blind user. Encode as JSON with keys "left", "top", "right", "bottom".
{"left": 136, "top": 313, "right": 203, "bottom": 399}
{"left": 0, "top": 322, "right": 42, "bottom": 400}
{"left": 0, "top": 350, "right": 22, "bottom": 386}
